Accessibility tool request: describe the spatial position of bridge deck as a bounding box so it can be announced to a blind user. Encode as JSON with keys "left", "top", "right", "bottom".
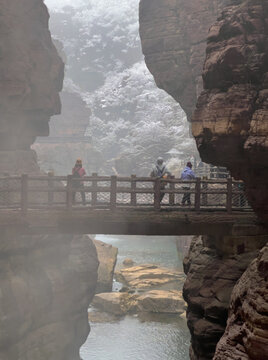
{"left": 0, "top": 208, "right": 261, "bottom": 236}
{"left": 0, "top": 175, "right": 261, "bottom": 236}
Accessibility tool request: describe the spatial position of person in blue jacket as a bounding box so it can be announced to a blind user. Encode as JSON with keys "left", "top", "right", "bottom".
{"left": 181, "top": 161, "right": 195, "bottom": 205}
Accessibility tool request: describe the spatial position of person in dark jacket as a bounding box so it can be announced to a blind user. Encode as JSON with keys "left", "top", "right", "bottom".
{"left": 72, "top": 159, "right": 86, "bottom": 205}
{"left": 150, "top": 157, "right": 171, "bottom": 202}
{"left": 181, "top": 161, "right": 195, "bottom": 205}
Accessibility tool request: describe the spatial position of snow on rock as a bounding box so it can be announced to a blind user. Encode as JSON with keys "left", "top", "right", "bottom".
{"left": 41, "top": 0, "right": 197, "bottom": 175}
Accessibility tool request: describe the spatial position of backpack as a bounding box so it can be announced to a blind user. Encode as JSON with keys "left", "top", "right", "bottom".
{"left": 156, "top": 165, "right": 166, "bottom": 178}
{"left": 72, "top": 168, "right": 81, "bottom": 187}
{"left": 72, "top": 169, "right": 81, "bottom": 178}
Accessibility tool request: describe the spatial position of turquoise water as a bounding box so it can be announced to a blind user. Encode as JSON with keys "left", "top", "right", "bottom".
{"left": 80, "top": 235, "right": 191, "bottom": 360}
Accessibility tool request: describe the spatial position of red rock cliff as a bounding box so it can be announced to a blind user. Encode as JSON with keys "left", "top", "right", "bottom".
{"left": 139, "top": 0, "right": 268, "bottom": 224}
{"left": 214, "top": 244, "right": 268, "bottom": 360}
{"left": 183, "top": 235, "right": 267, "bottom": 360}
{"left": 192, "top": 1, "right": 268, "bottom": 224}
{"left": 139, "top": 1, "right": 268, "bottom": 359}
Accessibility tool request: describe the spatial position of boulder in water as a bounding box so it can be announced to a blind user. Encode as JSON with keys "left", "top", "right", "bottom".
{"left": 93, "top": 239, "right": 118, "bottom": 293}
{"left": 92, "top": 292, "right": 137, "bottom": 316}
{"left": 116, "top": 264, "right": 185, "bottom": 290}
{"left": 137, "top": 290, "right": 186, "bottom": 314}
{"left": 123, "top": 258, "right": 135, "bottom": 267}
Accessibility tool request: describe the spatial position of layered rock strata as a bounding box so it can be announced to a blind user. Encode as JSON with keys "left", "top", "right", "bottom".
{"left": 140, "top": 3, "right": 268, "bottom": 357}
{"left": 92, "top": 263, "right": 186, "bottom": 317}
{"left": 92, "top": 290, "right": 185, "bottom": 316}
{"left": 116, "top": 264, "right": 185, "bottom": 289}
{"left": 214, "top": 244, "right": 268, "bottom": 360}
{"left": 192, "top": 1, "right": 268, "bottom": 224}
{"left": 139, "top": 0, "right": 268, "bottom": 223}
{"left": 183, "top": 235, "right": 267, "bottom": 360}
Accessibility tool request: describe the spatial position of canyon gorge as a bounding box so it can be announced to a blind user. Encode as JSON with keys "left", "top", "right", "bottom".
{"left": 0, "top": 0, "right": 267, "bottom": 359}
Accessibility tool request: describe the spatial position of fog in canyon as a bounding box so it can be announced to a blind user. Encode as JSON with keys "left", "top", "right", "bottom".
{"left": 36, "top": 2, "right": 195, "bottom": 359}
{"left": 35, "top": 0, "right": 198, "bottom": 176}
{"left": 1, "top": 1, "right": 267, "bottom": 360}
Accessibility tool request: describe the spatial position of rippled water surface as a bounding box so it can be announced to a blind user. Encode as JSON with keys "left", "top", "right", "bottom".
{"left": 80, "top": 235, "right": 191, "bottom": 360}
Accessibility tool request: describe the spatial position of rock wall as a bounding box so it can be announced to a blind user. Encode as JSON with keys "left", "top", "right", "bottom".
{"left": 0, "top": 1, "right": 99, "bottom": 359}
{"left": 139, "top": 0, "right": 229, "bottom": 119}
{"left": 192, "top": 1, "right": 268, "bottom": 224}
{"left": 139, "top": 0, "right": 268, "bottom": 223}
{"left": 183, "top": 235, "right": 267, "bottom": 360}
{"left": 0, "top": 0, "right": 64, "bottom": 151}
{"left": 140, "top": 3, "right": 268, "bottom": 357}
{"left": 214, "top": 244, "right": 268, "bottom": 360}
{"left": 0, "top": 230, "right": 99, "bottom": 360}
{"left": 32, "top": 91, "right": 102, "bottom": 175}
{"left": 0, "top": 0, "right": 64, "bottom": 177}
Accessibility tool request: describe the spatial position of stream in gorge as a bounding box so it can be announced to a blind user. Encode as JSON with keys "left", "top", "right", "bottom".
{"left": 80, "top": 235, "right": 191, "bottom": 360}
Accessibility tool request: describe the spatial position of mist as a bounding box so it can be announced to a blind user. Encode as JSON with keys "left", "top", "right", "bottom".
{"left": 35, "top": 0, "right": 198, "bottom": 176}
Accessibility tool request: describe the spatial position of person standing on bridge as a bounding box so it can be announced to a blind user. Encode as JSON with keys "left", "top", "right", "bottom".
{"left": 150, "top": 157, "right": 171, "bottom": 202}
{"left": 181, "top": 161, "right": 195, "bottom": 206}
{"left": 72, "top": 159, "right": 86, "bottom": 205}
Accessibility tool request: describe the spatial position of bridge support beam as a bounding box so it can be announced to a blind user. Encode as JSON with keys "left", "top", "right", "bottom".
{"left": 0, "top": 209, "right": 265, "bottom": 237}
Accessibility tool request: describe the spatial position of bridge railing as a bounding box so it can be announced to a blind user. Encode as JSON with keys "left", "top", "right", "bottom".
{"left": 0, "top": 174, "right": 251, "bottom": 215}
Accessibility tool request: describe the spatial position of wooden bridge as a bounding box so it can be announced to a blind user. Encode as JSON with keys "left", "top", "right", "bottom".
{"left": 0, "top": 174, "right": 261, "bottom": 236}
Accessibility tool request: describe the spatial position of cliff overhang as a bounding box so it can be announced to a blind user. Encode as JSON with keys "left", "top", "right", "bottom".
{"left": 139, "top": 0, "right": 268, "bottom": 224}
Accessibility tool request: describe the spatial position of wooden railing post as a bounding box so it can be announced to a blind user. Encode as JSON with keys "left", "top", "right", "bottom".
{"left": 195, "top": 177, "right": 201, "bottom": 211}
{"left": 169, "top": 176, "right": 175, "bottom": 206}
{"left": 110, "top": 176, "right": 117, "bottom": 210}
{"left": 201, "top": 181, "right": 208, "bottom": 206}
{"left": 131, "top": 175, "right": 137, "bottom": 206}
{"left": 48, "top": 172, "right": 54, "bottom": 207}
{"left": 91, "top": 173, "right": 98, "bottom": 207}
{"left": 66, "top": 175, "right": 73, "bottom": 210}
{"left": 154, "top": 178, "right": 161, "bottom": 210}
{"left": 21, "top": 174, "right": 28, "bottom": 216}
{"left": 3, "top": 172, "right": 10, "bottom": 207}
{"left": 227, "top": 177, "right": 232, "bottom": 214}
{"left": 233, "top": 182, "right": 239, "bottom": 207}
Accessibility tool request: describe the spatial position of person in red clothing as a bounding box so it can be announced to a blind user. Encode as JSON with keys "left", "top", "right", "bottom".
{"left": 72, "top": 159, "right": 86, "bottom": 205}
